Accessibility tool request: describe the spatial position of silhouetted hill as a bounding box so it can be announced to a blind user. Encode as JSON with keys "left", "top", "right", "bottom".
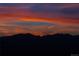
{"left": 0, "top": 33, "right": 79, "bottom": 56}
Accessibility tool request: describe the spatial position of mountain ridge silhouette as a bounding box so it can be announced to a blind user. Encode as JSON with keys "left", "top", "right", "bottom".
{"left": 0, "top": 33, "right": 79, "bottom": 56}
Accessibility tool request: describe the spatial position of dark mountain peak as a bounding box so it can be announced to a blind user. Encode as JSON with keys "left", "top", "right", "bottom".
{"left": 0, "top": 33, "right": 78, "bottom": 39}
{"left": 12, "top": 33, "right": 34, "bottom": 37}
{"left": 42, "top": 33, "right": 72, "bottom": 37}
{"left": 53, "top": 33, "right": 72, "bottom": 36}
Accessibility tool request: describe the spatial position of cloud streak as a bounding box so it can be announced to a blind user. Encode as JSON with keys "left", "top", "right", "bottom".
{"left": 0, "top": 3, "right": 79, "bottom": 36}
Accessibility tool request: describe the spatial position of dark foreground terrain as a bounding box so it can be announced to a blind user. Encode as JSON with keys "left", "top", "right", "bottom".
{"left": 0, "top": 33, "right": 79, "bottom": 56}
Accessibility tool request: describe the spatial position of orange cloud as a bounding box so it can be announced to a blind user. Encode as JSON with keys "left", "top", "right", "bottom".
{"left": 17, "top": 17, "right": 79, "bottom": 25}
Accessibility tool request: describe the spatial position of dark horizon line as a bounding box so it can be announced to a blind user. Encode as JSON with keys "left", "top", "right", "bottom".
{"left": 1, "top": 33, "right": 79, "bottom": 37}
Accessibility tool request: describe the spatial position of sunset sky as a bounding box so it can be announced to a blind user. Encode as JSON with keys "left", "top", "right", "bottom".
{"left": 0, "top": 3, "right": 79, "bottom": 36}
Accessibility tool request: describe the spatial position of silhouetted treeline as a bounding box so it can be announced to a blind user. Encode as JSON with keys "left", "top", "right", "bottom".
{"left": 0, "top": 33, "right": 79, "bottom": 56}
